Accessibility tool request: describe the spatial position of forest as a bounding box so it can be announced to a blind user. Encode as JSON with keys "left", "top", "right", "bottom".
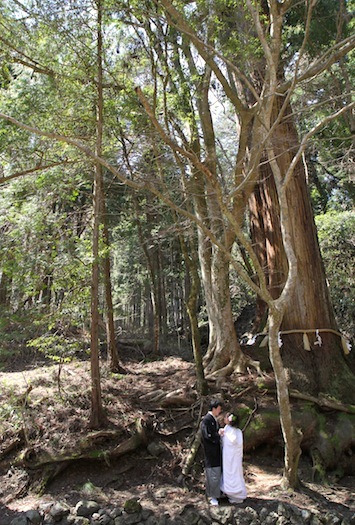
{"left": 0, "top": 0, "right": 354, "bottom": 524}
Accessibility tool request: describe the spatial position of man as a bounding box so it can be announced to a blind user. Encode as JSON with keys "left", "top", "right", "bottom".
{"left": 201, "top": 399, "right": 223, "bottom": 506}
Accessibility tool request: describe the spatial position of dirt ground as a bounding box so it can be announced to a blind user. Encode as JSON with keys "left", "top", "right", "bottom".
{"left": 0, "top": 352, "right": 354, "bottom": 522}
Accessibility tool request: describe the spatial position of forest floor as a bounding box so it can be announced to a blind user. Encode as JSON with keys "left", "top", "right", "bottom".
{"left": 0, "top": 345, "right": 354, "bottom": 524}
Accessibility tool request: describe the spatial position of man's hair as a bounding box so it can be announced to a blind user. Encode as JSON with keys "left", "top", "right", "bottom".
{"left": 209, "top": 399, "right": 223, "bottom": 411}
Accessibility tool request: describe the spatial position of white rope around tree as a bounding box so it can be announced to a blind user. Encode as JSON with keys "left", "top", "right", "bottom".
{"left": 246, "top": 328, "right": 351, "bottom": 354}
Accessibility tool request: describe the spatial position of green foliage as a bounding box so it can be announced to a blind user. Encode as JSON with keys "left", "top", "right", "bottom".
{"left": 284, "top": 0, "right": 344, "bottom": 57}
{"left": 316, "top": 210, "right": 355, "bottom": 338}
{"left": 26, "top": 334, "right": 81, "bottom": 362}
{"left": 0, "top": 0, "right": 353, "bottom": 361}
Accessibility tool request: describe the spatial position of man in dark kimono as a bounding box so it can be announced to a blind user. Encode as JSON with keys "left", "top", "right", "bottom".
{"left": 201, "top": 399, "right": 223, "bottom": 505}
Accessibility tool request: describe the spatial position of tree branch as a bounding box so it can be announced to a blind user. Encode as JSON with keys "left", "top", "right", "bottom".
{"left": 0, "top": 35, "right": 55, "bottom": 77}
{"left": 0, "top": 161, "right": 77, "bottom": 185}
{"left": 279, "top": 35, "right": 355, "bottom": 93}
{"left": 282, "top": 102, "right": 355, "bottom": 190}
{"left": 156, "top": 0, "right": 249, "bottom": 114}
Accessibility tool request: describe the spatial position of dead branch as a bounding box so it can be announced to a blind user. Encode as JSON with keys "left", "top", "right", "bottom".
{"left": 18, "top": 384, "right": 33, "bottom": 406}
{"left": 242, "top": 398, "right": 258, "bottom": 432}
{"left": 231, "top": 386, "right": 253, "bottom": 399}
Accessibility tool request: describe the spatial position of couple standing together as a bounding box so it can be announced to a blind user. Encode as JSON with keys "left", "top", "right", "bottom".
{"left": 201, "top": 399, "right": 247, "bottom": 506}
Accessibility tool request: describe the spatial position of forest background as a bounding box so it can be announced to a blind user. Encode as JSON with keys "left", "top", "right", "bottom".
{"left": 0, "top": 0, "right": 354, "bottom": 513}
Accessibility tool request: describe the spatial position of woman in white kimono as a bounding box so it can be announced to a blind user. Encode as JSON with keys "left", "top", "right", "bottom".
{"left": 219, "top": 413, "right": 247, "bottom": 504}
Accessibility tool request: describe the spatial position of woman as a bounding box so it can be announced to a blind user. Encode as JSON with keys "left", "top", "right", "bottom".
{"left": 219, "top": 413, "right": 247, "bottom": 504}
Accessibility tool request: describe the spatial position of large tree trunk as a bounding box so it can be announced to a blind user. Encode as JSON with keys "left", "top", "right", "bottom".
{"left": 250, "top": 98, "right": 353, "bottom": 400}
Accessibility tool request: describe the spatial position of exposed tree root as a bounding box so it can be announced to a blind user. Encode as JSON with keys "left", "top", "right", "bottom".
{"left": 268, "top": 389, "right": 355, "bottom": 414}
{"left": 17, "top": 418, "right": 148, "bottom": 470}
{"left": 289, "top": 390, "right": 355, "bottom": 414}
{"left": 33, "top": 462, "right": 70, "bottom": 496}
{"left": 205, "top": 353, "right": 263, "bottom": 381}
{"left": 0, "top": 431, "right": 25, "bottom": 460}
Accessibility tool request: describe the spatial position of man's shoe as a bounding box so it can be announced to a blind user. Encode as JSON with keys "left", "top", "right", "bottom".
{"left": 209, "top": 498, "right": 219, "bottom": 506}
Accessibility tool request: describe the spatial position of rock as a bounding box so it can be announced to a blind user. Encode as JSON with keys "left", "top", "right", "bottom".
{"left": 123, "top": 500, "right": 142, "bottom": 515}
{"left": 75, "top": 502, "right": 100, "bottom": 518}
{"left": 141, "top": 510, "right": 153, "bottom": 520}
{"left": 245, "top": 507, "right": 259, "bottom": 520}
{"left": 323, "top": 513, "right": 341, "bottom": 525}
{"left": 264, "top": 512, "right": 279, "bottom": 525}
{"left": 233, "top": 508, "right": 253, "bottom": 525}
{"left": 41, "top": 504, "right": 54, "bottom": 516}
{"left": 167, "top": 518, "right": 185, "bottom": 525}
{"left": 60, "top": 517, "right": 76, "bottom": 525}
{"left": 50, "top": 503, "right": 70, "bottom": 522}
{"left": 301, "top": 510, "right": 312, "bottom": 524}
{"left": 209, "top": 507, "right": 235, "bottom": 525}
{"left": 122, "top": 513, "right": 142, "bottom": 525}
{"left": 196, "top": 510, "right": 211, "bottom": 524}
{"left": 260, "top": 508, "right": 269, "bottom": 522}
{"left": 147, "top": 441, "right": 166, "bottom": 457}
{"left": 219, "top": 507, "right": 234, "bottom": 525}
{"left": 98, "top": 516, "right": 111, "bottom": 525}
{"left": 91, "top": 514, "right": 100, "bottom": 522}
{"left": 277, "top": 503, "right": 289, "bottom": 518}
{"left": 26, "top": 510, "right": 42, "bottom": 525}
{"left": 10, "top": 517, "right": 28, "bottom": 525}
{"left": 98, "top": 511, "right": 107, "bottom": 517}
{"left": 179, "top": 509, "right": 200, "bottom": 525}
{"left": 276, "top": 517, "right": 289, "bottom": 525}
{"left": 146, "top": 516, "right": 163, "bottom": 525}
{"left": 73, "top": 519, "right": 90, "bottom": 525}
{"left": 310, "top": 516, "right": 324, "bottom": 525}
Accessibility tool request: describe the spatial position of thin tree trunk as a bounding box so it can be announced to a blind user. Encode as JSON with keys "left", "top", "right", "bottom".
{"left": 90, "top": 0, "right": 107, "bottom": 428}
{"left": 133, "top": 197, "right": 161, "bottom": 354}
{"left": 158, "top": 244, "right": 168, "bottom": 342}
{"left": 268, "top": 310, "right": 302, "bottom": 489}
{"left": 0, "top": 271, "right": 11, "bottom": 306}
{"left": 177, "top": 215, "right": 208, "bottom": 395}
{"left": 101, "top": 193, "right": 121, "bottom": 372}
